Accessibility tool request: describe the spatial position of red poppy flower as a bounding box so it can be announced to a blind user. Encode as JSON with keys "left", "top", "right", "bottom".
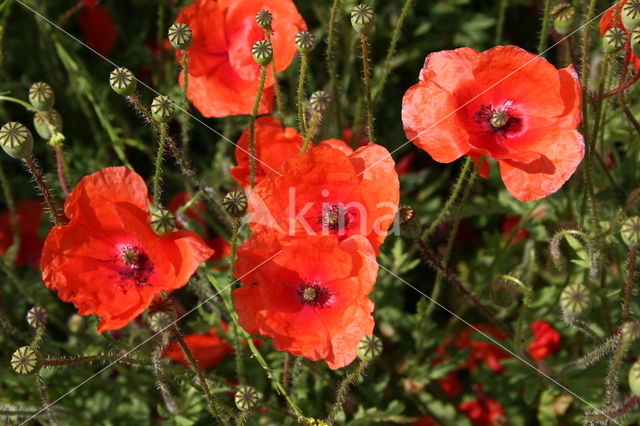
{"left": 208, "top": 236, "right": 232, "bottom": 267}
{"left": 78, "top": 0, "right": 118, "bottom": 58}
{"left": 459, "top": 397, "right": 505, "bottom": 426}
{"left": 411, "top": 415, "right": 441, "bottom": 426}
{"left": 528, "top": 320, "right": 561, "bottom": 360}
{"left": 174, "top": 0, "right": 306, "bottom": 117}
{"left": 600, "top": 1, "right": 640, "bottom": 70}
{"left": 40, "top": 167, "right": 213, "bottom": 332}
{"left": 438, "top": 371, "right": 463, "bottom": 396}
{"left": 402, "top": 45, "right": 583, "bottom": 201}
{"left": 0, "top": 200, "right": 44, "bottom": 267}
{"left": 232, "top": 232, "right": 377, "bottom": 369}
{"left": 455, "top": 325, "right": 510, "bottom": 373}
{"left": 163, "top": 327, "right": 233, "bottom": 369}
{"left": 501, "top": 215, "right": 529, "bottom": 243}
{"left": 248, "top": 144, "right": 399, "bottom": 254}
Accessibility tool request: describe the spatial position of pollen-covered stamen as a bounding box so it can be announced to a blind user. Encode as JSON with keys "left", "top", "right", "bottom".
{"left": 296, "top": 283, "right": 332, "bottom": 307}
{"left": 318, "top": 204, "right": 355, "bottom": 232}
{"left": 475, "top": 103, "right": 522, "bottom": 137}
{"left": 116, "top": 245, "right": 154, "bottom": 290}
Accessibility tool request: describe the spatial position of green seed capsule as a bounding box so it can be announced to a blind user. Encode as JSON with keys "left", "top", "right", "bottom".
{"left": 629, "top": 359, "right": 640, "bottom": 395}
{"left": 551, "top": 2, "right": 575, "bottom": 35}
{"left": 603, "top": 27, "right": 628, "bottom": 53}
{"left": 223, "top": 191, "right": 248, "bottom": 218}
{"left": 357, "top": 335, "right": 383, "bottom": 361}
{"left": 149, "top": 312, "right": 174, "bottom": 333}
{"left": 235, "top": 386, "right": 260, "bottom": 411}
{"left": 151, "top": 95, "right": 175, "bottom": 123}
{"left": 11, "top": 346, "right": 41, "bottom": 375}
{"left": 252, "top": 40, "right": 273, "bottom": 66}
{"left": 295, "top": 31, "right": 316, "bottom": 53}
{"left": 33, "top": 109, "right": 63, "bottom": 140}
{"left": 622, "top": 322, "right": 640, "bottom": 342}
{"left": 26, "top": 306, "right": 48, "bottom": 329}
{"left": 109, "top": 67, "right": 137, "bottom": 96}
{"left": 168, "top": 23, "right": 192, "bottom": 50}
{"left": 350, "top": 4, "right": 374, "bottom": 35}
{"left": 623, "top": 0, "right": 640, "bottom": 31}
{"left": 28, "top": 82, "right": 54, "bottom": 111}
{"left": 631, "top": 27, "right": 640, "bottom": 57}
{"left": 398, "top": 205, "right": 421, "bottom": 238}
{"left": 559, "top": 283, "right": 590, "bottom": 315}
{"left": 621, "top": 216, "right": 640, "bottom": 247}
{"left": 309, "top": 90, "right": 331, "bottom": 112}
{"left": 256, "top": 10, "right": 273, "bottom": 30}
{"left": 0, "top": 122, "right": 33, "bottom": 159}
{"left": 149, "top": 205, "right": 177, "bottom": 236}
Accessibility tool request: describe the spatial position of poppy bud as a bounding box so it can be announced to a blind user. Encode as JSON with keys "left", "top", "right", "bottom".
{"left": 150, "top": 205, "right": 177, "bottom": 235}
{"left": 350, "top": 4, "right": 374, "bottom": 35}
{"left": 0, "top": 122, "right": 33, "bottom": 159}
{"left": 256, "top": 10, "right": 273, "bottom": 30}
{"left": 33, "top": 109, "right": 63, "bottom": 140}
{"left": 622, "top": 321, "right": 640, "bottom": 342}
{"left": 109, "top": 67, "right": 137, "bottom": 96}
{"left": 67, "top": 313, "right": 84, "bottom": 334}
{"left": 398, "top": 205, "right": 421, "bottom": 238}
{"left": 151, "top": 95, "right": 175, "bottom": 123}
{"left": 168, "top": 23, "right": 192, "bottom": 50}
{"left": 252, "top": 40, "right": 273, "bottom": 66}
{"left": 149, "top": 312, "right": 174, "bottom": 333}
{"left": 621, "top": 216, "right": 640, "bottom": 247}
{"left": 629, "top": 359, "right": 640, "bottom": 395}
{"left": 632, "top": 28, "right": 640, "bottom": 58}
{"left": 235, "top": 385, "right": 260, "bottom": 411}
{"left": 26, "top": 306, "right": 48, "bottom": 329}
{"left": 295, "top": 31, "right": 316, "bottom": 54}
{"left": 357, "top": 335, "right": 383, "bottom": 361}
{"left": 551, "top": 2, "right": 575, "bottom": 35}
{"left": 622, "top": 0, "right": 640, "bottom": 31}
{"left": 559, "top": 283, "right": 590, "bottom": 315}
{"left": 309, "top": 90, "right": 331, "bottom": 112}
{"left": 603, "top": 27, "right": 628, "bottom": 53}
{"left": 223, "top": 191, "right": 248, "bottom": 218}
{"left": 28, "top": 82, "right": 55, "bottom": 111}
{"left": 11, "top": 346, "right": 41, "bottom": 375}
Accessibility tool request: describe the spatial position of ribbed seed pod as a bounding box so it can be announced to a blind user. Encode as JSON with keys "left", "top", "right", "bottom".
{"left": 28, "top": 82, "right": 54, "bottom": 111}
{"left": 252, "top": 40, "right": 273, "bottom": 66}
{"left": 559, "top": 283, "right": 590, "bottom": 315}
{"left": 551, "top": 2, "right": 575, "bottom": 35}
{"left": 350, "top": 4, "right": 374, "bottom": 35}
{"left": 603, "top": 27, "right": 628, "bottom": 53}
{"left": 623, "top": 0, "right": 640, "bottom": 31}
{"left": 150, "top": 206, "right": 177, "bottom": 236}
{"left": 309, "top": 90, "right": 331, "bottom": 112}
{"left": 33, "top": 109, "right": 63, "bottom": 140}
{"left": 168, "top": 23, "right": 192, "bottom": 50}
{"left": 223, "top": 191, "right": 248, "bottom": 218}
{"left": 295, "top": 31, "right": 316, "bottom": 53}
{"left": 621, "top": 216, "right": 640, "bottom": 247}
{"left": 631, "top": 27, "right": 640, "bottom": 57}
{"left": 357, "top": 335, "right": 383, "bottom": 361}
{"left": 109, "top": 67, "right": 137, "bottom": 96}
{"left": 26, "top": 306, "right": 48, "bottom": 329}
{"left": 149, "top": 312, "right": 174, "bottom": 333}
{"left": 235, "top": 386, "right": 260, "bottom": 411}
{"left": 0, "top": 122, "right": 33, "bottom": 159}
{"left": 256, "top": 10, "right": 273, "bottom": 30}
{"left": 11, "top": 346, "right": 41, "bottom": 375}
{"left": 151, "top": 96, "right": 175, "bottom": 123}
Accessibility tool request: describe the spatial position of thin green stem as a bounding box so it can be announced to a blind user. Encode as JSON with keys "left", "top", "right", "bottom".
{"left": 495, "top": 0, "right": 508, "bottom": 45}
{"left": 265, "top": 29, "right": 283, "bottom": 120}
{"left": 537, "top": 0, "right": 552, "bottom": 55}
{"left": 44, "top": 354, "right": 149, "bottom": 367}
{"left": 359, "top": 35, "right": 375, "bottom": 143}
{"left": 623, "top": 247, "right": 637, "bottom": 321}
{"left": 604, "top": 332, "right": 631, "bottom": 406}
{"left": 326, "top": 361, "right": 368, "bottom": 425}
{"left": 23, "top": 156, "right": 61, "bottom": 226}
{"left": 0, "top": 159, "right": 20, "bottom": 264}
{"left": 228, "top": 219, "right": 245, "bottom": 385}
{"left": 326, "top": 0, "right": 342, "bottom": 133}
{"left": 297, "top": 53, "right": 309, "bottom": 134}
{"left": 501, "top": 275, "right": 532, "bottom": 354}
{"left": 180, "top": 49, "right": 191, "bottom": 157}
{"left": 0, "top": 95, "right": 35, "bottom": 111}
{"left": 301, "top": 111, "right": 322, "bottom": 152}
{"left": 54, "top": 147, "right": 70, "bottom": 196}
{"left": 35, "top": 374, "right": 58, "bottom": 426}
{"left": 249, "top": 65, "right": 268, "bottom": 190}
{"left": 152, "top": 123, "right": 168, "bottom": 205}
{"left": 580, "top": 0, "right": 598, "bottom": 141}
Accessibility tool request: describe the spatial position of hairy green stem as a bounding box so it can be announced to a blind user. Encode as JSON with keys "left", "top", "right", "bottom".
{"left": 265, "top": 29, "right": 283, "bottom": 120}
{"left": 537, "top": 0, "right": 552, "bottom": 55}
{"left": 43, "top": 354, "right": 149, "bottom": 367}
{"left": 501, "top": 275, "right": 531, "bottom": 353}
{"left": 302, "top": 111, "right": 322, "bottom": 152}
{"left": 326, "top": 361, "right": 368, "bottom": 425}
{"left": 604, "top": 332, "right": 631, "bottom": 406}
{"left": 326, "top": 0, "right": 342, "bottom": 133}
{"left": 359, "top": 36, "right": 375, "bottom": 143}
{"left": 152, "top": 123, "right": 168, "bottom": 205}
{"left": 249, "top": 65, "right": 268, "bottom": 190}
{"left": 54, "top": 147, "right": 70, "bottom": 196}
{"left": 297, "top": 52, "right": 309, "bottom": 134}
{"left": 495, "top": 0, "right": 508, "bottom": 45}
{"left": 624, "top": 247, "right": 637, "bottom": 321}
{"left": 180, "top": 49, "right": 192, "bottom": 157}
{"left": 23, "top": 156, "right": 61, "bottom": 226}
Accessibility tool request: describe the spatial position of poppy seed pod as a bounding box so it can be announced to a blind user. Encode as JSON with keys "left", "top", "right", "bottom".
{"left": 11, "top": 346, "right": 41, "bottom": 375}
{"left": 559, "top": 283, "right": 590, "bottom": 315}
{"left": 629, "top": 359, "right": 640, "bottom": 395}
{"left": 149, "top": 206, "right": 177, "bottom": 236}
{"left": 252, "top": 40, "right": 273, "bottom": 66}
{"left": 28, "top": 82, "right": 55, "bottom": 111}
{"left": 256, "top": 9, "right": 273, "bottom": 30}
{"left": 235, "top": 386, "right": 260, "bottom": 411}
{"left": 109, "top": 67, "right": 137, "bottom": 96}
{"left": 295, "top": 31, "right": 316, "bottom": 53}
{"left": 309, "top": 90, "right": 331, "bottom": 112}
{"left": 350, "top": 4, "right": 374, "bottom": 35}
{"left": 168, "top": 22, "right": 192, "bottom": 50}
{"left": 151, "top": 96, "right": 175, "bottom": 123}
{"left": 551, "top": 2, "right": 575, "bottom": 35}
{"left": 26, "top": 306, "right": 48, "bottom": 329}
{"left": 623, "top": 0, "right": 640, "bottom": 31}
{"left": 149, "top": 312, "right": 174, "bottom": 333}
{"left": 603, "top": 27, "right": 628, "bottom": 53}
{"left": 0, "top": 122, "right": 33, "bottom": 159}
{"left": 33, "top": 109, "right": 63, "bottom": 140}
{"left": 398, "top": 205, "right": 421, "bottom": 238}
{"left": 223, "top": 191, "right": 248, "bottom": 218}
{"left": 357, "top": 335, "right": 383, "bottom": 361}
{"left": 631, "top": 27, "right": 640, "bottom": 57}
{"left": 622, "top": 321, "right": 640, "bottom": 342}
{"left": 621, "top": 216, "right": 640, "bottom": 247}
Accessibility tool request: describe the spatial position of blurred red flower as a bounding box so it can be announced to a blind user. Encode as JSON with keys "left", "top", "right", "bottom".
{"left": 174, "top": 0, "right": 306, "bottom": 117}
{"left": 411, "top": 415, "right": 441, "bottom": 426}
{"left": 0, "top": 200, "right": 43, "bottom": 267}
{"left": 40, "top": 167, "right": 213, "bottom": 332}
{"left": 167, "top": 191, "right": 207, "bottom": 228}
{"left": 528, "top": 320, "right": 561, "bottom": 360}
{"left": 248, "top": 144, "right": 399, "bottom": 254}
{"left": 455, "top": 325, "right": 510, "bottom": 373}
{"left": 78, "top": 0, "right": 118, "bottom": 57}
{"left": 163, "top": 327, "right": 233, "bottom": 369}
{"left": 232, "top": 232, "right": 377, "bottom": 369}
{"left": 459, "top": 397, "right": 505, "bottom": 426}
{"left": 402, "top": 45, "right": 583, "bottom": 201}
{"left": 501, "top": 215, "right": 529, "bottom": 243}
{"left": 600, "top": 1, "right": 640, "bottom": 70}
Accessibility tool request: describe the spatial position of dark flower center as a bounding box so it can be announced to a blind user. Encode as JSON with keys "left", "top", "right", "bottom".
{"left": 116, "top": 245, "right": 154, "bottom": 292}
{"left": 296, "top": 282, "right": 331, "bottom": 307}
{"left": 318, "top": 204, "right": 355, "bottom": 232}
{"left": 475, "top": 103, "right": 522, "bottom": 138}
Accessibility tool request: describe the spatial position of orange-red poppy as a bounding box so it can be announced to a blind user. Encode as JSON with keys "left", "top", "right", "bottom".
{"left": 78, "top": 0, "right": 118, "bottom": 57}
{"left": 455, "top": 325, "right": 510, "bottom": 374}
{"left": 527, "top": 320, "right": 561, "bottom": 361}
{"left": 0, "top": 200, "right": 43, "bottom": 267}
{"left": 40, "top": 167, "right": 213, "bottom": 332}
{"left": 232, "top": 232, "right": 377, "bottom": 369}
{"left": 163, "top": 327, "right": 233, "bottom": 369}
{"left": 174, "top": 0, "right": 306, "bottom": 117}
{"left": 459, "top": 397, "right": 505, "bottom": 426}
{"left": 402, "top": 45, "right": 583, "bottom": 201}
{"left": 248, "top": 143, "right": 399, "bottom": 253}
